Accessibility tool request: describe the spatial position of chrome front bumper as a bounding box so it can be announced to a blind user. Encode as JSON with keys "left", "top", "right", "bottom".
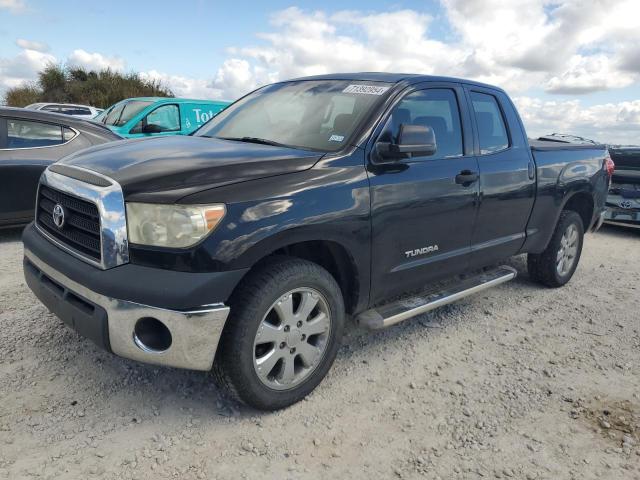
{"left": 603, "top": 206, "right": 640, "bottom": 228}
{"left": 25, "top": 249, "right": 230, "bottom": 371}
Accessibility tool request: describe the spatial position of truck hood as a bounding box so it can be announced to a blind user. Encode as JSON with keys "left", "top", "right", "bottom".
{"left": 58, "top": 136, "right": 324, "bottom": 202}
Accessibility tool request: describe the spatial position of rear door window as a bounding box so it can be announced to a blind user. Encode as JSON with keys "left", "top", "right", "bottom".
{"left": 59, "top": 106, "right": 92, "bottom": 116}
{"left": 470, "top": 92, "right": 509, "bottom": 154}
{"left": 6, "top": 119, "right": 64, "bottom": 148}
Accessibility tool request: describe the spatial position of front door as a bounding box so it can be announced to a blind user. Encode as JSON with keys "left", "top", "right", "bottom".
{"left": 367, "top": 85, "right": 480, "bottom": 304}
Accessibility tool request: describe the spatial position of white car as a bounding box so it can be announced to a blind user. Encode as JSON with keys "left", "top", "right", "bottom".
{"left": 24, "top": 103, "right": 103, "bottom": 119}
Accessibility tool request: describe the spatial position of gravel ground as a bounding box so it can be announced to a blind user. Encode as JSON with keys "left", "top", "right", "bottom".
{"left": 1, "top": 226, "right": 639, "bottom": 480}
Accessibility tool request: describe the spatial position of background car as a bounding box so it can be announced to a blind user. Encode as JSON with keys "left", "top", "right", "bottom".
{"left": 93, "top": 97, "right": 230, "bottom": 138}
{"left": 605, "top": 146, "right": 640, "bottom": 228}
{"left": 0, "top": 107, "right": 121, "bottom": 228}
{"left": 25, "top": 103, "right": 103, "bottom": 119}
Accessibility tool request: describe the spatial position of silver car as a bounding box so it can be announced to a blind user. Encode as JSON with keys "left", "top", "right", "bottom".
{"left": 25, "top": 103, "right": 103, "bottom": 119}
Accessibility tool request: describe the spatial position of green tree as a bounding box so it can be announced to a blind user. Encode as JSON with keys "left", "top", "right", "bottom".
{"left": 2, "top": 64, "right": 173, "bottom": 108}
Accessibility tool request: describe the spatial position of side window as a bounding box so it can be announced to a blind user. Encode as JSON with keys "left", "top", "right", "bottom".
{"left": 145, "top": 104, "right": 180, "bottom": 132}
{"left": 470, "top": 92, "right": 509, "bottom": 154}
{"left": 41, "top": 105, "right": 60, "bottom": 112}
{"left": 379, "top": 89, "right": 463, "bottom": 160}
{"left": 63, "top": 127, "right": 77, "bottom": 142}
{"left": 6, "top": 119, "right": 64, "bottom": 148}
{"left": 59, "top": 106, "right": 92, "bottom": 116}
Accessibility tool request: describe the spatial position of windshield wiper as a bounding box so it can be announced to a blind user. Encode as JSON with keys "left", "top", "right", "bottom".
{"left": 219, "top": 136, "right": 289, "bottom": 148}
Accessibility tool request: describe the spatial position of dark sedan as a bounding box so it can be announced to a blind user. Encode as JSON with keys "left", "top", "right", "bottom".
{"left": 0, "top": 107, "right": 121, "bottom": 228}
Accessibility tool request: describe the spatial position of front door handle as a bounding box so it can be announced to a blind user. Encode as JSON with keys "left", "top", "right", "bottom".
{"left": 455, "top": 170, "right": 479, "bottom": 185}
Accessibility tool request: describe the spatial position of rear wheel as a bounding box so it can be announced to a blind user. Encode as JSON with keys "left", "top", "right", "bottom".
{"left": 527, "top": 210, "right": 584, "bottom": 287}
{"left": 214, "top": 256, "right": 345, "bottom": 410}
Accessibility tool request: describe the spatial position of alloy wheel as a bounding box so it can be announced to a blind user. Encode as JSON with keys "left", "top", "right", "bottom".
{"left": 556, "top": 223, "right": 579, "bottom": 276}
{"left": 253, "top": 288, "right": 331, "bottom": 390}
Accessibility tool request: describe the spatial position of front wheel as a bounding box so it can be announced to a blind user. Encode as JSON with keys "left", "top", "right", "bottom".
{"left": 214, "top": 256, "right": 345, "bottom": 410}
{"left": 527, "top": 210, "right": 584, "bottom": 288}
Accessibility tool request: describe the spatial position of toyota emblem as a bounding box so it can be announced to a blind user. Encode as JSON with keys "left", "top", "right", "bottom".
{"left": 52, "top": 204, "right": 66, "bottom": 229}
{"left": 619, "top": 200, "right": 633, "bottom": 209}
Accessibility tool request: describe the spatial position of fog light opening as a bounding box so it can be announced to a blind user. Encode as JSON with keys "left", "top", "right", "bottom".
{"left": 133, "top": 317, "right": 172, "bottom": 353}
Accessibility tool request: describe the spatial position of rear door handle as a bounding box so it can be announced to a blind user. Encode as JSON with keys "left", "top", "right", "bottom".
{"left": 455, "top": 170, "right": 478, "bottom": 185}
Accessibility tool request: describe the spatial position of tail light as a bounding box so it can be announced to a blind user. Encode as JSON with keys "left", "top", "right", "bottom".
{"left": 604, "top": 153, "right": 615, "bottom": 177}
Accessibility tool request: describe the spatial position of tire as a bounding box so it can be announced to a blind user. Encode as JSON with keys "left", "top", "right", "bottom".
{"left": 527, "top": 210, "right": 584, "bottom": 288}
{"left": 213, "top": 256, "right": 345, "bottom": 410}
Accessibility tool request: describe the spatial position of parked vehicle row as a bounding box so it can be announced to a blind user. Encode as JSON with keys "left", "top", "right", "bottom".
{"left": 1, "top": 95, "right": 232, "bottom": 227}
{"left": 20, "top": 73, "right": 611, "bottom": 410}
{"left": 0, "top": 108, "right": 121, "bottom": 228}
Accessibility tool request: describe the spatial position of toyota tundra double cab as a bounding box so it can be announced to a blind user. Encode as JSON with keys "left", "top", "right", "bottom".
{"left": 23, "top": 73, "right": 610, "bottom": 410}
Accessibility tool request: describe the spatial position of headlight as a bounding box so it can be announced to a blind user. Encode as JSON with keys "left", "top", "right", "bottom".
{"left": 126, "top": 203, "right": 226, "bottom": 248}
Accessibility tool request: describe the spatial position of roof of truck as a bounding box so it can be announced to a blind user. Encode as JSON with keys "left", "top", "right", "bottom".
{"left": 286, "top": 72, "right": 506, "bottom": 91}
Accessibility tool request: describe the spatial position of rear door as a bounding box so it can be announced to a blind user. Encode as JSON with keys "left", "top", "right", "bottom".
{"left": 367, "top": 83, "right": 480, "bottom": 304}
{"left": 464, "top": 87, "right": 536, "bottom": 269}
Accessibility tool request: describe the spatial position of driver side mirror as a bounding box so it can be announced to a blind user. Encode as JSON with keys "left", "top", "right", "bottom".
{"left": 376, "top": 124, "right": 437, "bottom": 161}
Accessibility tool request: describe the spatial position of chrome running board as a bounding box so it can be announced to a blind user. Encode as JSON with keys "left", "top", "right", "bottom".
{"left": 356, "top": 266, "right": 517, "bottom": 330}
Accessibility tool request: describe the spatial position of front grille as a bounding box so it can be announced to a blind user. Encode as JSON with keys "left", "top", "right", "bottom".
{"left": 36, "top": 185, "right": 102, "bottom": 261}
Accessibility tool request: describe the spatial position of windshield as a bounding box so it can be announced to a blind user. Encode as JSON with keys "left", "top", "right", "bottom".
{"left": 101, "top": 100, "right": 153, "bottom": 127}
{"left": 195, "top": 80, "right": 392, "bottom": 152}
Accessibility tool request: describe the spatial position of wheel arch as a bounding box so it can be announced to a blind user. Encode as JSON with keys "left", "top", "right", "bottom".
{"left": 232, "top": 235, "right": 366, "bottom": 315}
{"left": 561, "top": 190, "right": 595, "bottom": 230}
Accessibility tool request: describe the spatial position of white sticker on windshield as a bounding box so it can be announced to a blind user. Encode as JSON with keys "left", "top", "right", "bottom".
{"left": 329, "top": 134, "right": 345, "bottom": 142}
{"left": 343, "top": 84, "right": 390, "bottom": 95}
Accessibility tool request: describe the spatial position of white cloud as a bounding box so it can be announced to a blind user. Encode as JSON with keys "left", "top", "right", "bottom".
{"left": 514, "top": 96, "right": 640, "bottom": 144}
{"left": 15, "top": 38, "right": 49, "bottom": 52}
{"left": 0, "top": 47, "right": 55, "bottom": 95}
{"left": 67, "top": 49, "right": 125, "bottom": 72}
{"left": 201, "top": 2, "right": 640, "bottom": 143}
{"left": 0, "top": 0, "right": 27, "bottom": 13}
{"left": 545, "top": 54, "right": 636, "bottom": 94}
{"left": 140, "top": 70, "right": 222, "bottom": 99}
{"left": 2, "top": 1, "right": 640, "bottom": 144}
{"left": 207, "top": 2, "right": 640, "bottom": 98}
{"left": 209, "top": 59, "right": 276, "bottom": 99}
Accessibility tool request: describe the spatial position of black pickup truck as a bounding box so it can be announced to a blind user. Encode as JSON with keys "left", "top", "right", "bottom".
{"left": 22, "top": 73, "right": 610, "bottom": 410}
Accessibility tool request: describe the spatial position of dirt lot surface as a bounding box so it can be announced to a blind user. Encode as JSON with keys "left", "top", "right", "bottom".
{"left": 1, "top": 226, "right": 639, "bottom": 480}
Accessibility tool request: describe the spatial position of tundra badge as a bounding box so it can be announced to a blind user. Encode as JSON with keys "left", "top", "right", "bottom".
{"left": 405, "top": 245, "right": 439, "bottom": 258}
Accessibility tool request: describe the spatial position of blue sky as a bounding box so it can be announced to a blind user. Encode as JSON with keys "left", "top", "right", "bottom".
{"left": 1, "top": 0, "right": 639, "bottom": 143}
{"left": 1, "top": 0, "right": 448, "bottom": 77}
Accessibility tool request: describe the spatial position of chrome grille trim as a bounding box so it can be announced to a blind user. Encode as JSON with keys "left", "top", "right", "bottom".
{"left": 36, "top": 166, "right": 129, "bottom": 269}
